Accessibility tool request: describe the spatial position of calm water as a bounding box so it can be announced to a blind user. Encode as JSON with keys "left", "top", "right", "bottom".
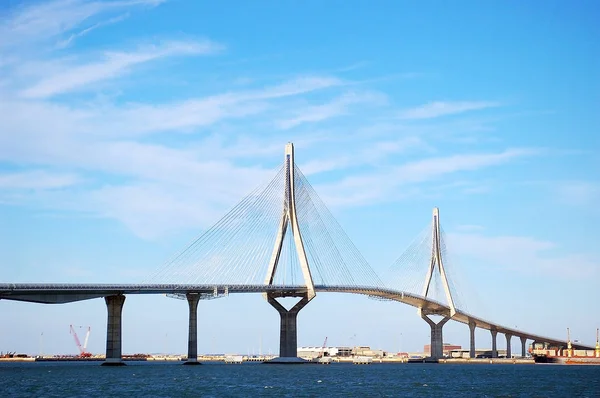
{"left": 1, "top": 362, "right": 599, "bottom": 397}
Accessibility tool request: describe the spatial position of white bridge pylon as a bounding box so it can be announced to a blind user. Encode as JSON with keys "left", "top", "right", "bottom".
{"left": 263, "top": 143, "right": 316, "bottom": 301}
{"left": 419, "top": 207, "right": 457, "bottom": 317}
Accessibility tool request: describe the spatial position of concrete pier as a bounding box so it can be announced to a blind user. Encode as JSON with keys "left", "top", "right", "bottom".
{"left": 184, "top": 293, "right": 201, "bottom": 365}
{"left": 491, "top": 328, "right": 498, "bottom": 358}
{"left": 102, "top": 295, "right": 126, "bottom": 366}
{"left": 265, "top": 294, "right": 309, "bottom": 363}
{"left": 421, "top": 313, "right": 450, "bottom": 360}
{"left": 520, "top": 336, "right": 527, "bottom": 357}
{"left": 505, "top": 333, "right": 512, "bottom": 358}
{"left": 469, "top": 320, "right": 476, "bottom": 358}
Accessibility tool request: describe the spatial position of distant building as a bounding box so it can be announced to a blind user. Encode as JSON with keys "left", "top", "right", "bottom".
{"left": 297, "top": 346, "right": 377, "bottom": 359}
{"left": 297, "top": 346, "right": 343, "bottom": 359}
{"left": 445, "top": 349, "right": 509, "bottom": 358}
{"left": 336, "top": 347, "right": 353, "bottom": 357}
{"left": 353, "top": 346, "right": 384, "bottom": 358}
{"left": 424, "top": 343, "right": 462, "bottom": 357}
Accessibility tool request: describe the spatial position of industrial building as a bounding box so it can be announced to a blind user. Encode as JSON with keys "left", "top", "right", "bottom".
{"left": 424, "top": 343, "right": 462, "bottom": 357}
{"left": 297, "top": 346, "right": 383, "bottom": 359}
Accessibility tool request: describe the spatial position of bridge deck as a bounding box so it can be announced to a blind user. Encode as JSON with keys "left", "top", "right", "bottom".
{"left": 0, "top": 283, "right": 592, "bottom": 350}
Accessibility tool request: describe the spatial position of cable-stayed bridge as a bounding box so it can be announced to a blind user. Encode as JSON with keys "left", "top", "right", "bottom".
{"left": 0, "top": 143, "right": 594, "bottom": 365}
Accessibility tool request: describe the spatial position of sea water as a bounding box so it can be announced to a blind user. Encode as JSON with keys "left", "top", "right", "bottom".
{"left": 1, "top": 362, "right": 599, "bottom": 397}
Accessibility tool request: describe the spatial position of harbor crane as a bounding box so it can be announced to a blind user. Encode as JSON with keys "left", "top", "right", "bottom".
{"left": 317, "top": 336, "right": 328, "bottom": 358}
{"left": 70, "top": 325, "right": 92, "bottom": 358}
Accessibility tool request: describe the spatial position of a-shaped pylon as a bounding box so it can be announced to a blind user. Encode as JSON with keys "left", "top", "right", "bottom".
{"left": 419, "top": 207, "right": 457, "bottom": 317}
{"left": 264, "top": 142, "right": 315, "bottom": 300}
{"left": 263, "top": 143, "right": 315, "bottom": 361}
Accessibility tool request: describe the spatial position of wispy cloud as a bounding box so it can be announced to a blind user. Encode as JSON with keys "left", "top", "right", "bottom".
{"left": 277, "top": 91, "right": 385, "bottom": 129}
{"left": 555, "top": 181, "right": 600, "bottom": 207}
{"left": 0, "top": 0, "right": 536, "bottom": 240}
{"left": 0, "top": 0, "right": 164, "bottom": 48}
{"left": 448, "top": 232, "right": 599, "bottom": 278}
{"left": 0, "top": 170, "right": 81, "bottom": 190}
{"left": 253, "top": 76, "right": 343, "bottom": 100}
{"left": 0, "top": 70, "right": 347, "bottom": 238}
{"left": 399, "top": 101, "right": 500, "bottom": 120}
{"left": 55, "top": 12, "right": 131, "bottom": 49}
{"left": 334, "top": 61, "right": 370, "bottom": 73}
{"left": 394, "top": 148, "right": 537, "bottom": 182}
{"left": 300, "top": 136, "right": 427, "bottom": 175}
{"left": 455, "top": 224, "right": 485, "bottom": 232}
{"left": 0, "top": 74, "right": 342, "bottom": 148}
{"left": 20, "top": 40, "right": 221, "bottom": 98}
{"left": 317, "top": 148, "right": 538, "bottom": 206}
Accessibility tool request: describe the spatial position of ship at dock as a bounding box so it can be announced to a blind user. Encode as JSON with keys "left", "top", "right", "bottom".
{"left": 531, "top": 328, "right": 600, "bottom": 365}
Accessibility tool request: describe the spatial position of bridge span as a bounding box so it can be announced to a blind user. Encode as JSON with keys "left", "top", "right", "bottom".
{"left": 0, "top": 283, "right": 592, "bottom": 365}
{"left": 1, "top": 144, "right": 592, "bottom": 364}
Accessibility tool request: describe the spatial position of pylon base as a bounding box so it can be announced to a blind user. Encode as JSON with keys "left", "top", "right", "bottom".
{"left": 263, "top": 357, "right": 310, "bottom": 364}
{"left": 101, "top": 360, "right": 126, "bottom": 366}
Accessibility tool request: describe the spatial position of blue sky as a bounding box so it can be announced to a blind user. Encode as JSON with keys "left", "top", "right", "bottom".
{"left": 0, "top": 0, "right": 599, "bottom": 356}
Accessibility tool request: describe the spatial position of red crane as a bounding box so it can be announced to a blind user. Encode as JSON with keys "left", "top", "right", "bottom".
{"left": 70, "top": 325, "right": 92, "bottom": 358}
{"left": 318, "top": 336, "right": 328, "bottom": 358}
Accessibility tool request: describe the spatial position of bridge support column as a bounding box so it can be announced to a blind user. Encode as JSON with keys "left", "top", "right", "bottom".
{"left": 102, "top": 295, "right": 126, "bottom": 366}
{"left": 265, "top": 294, "right": 309, "bottom": 363}
{"left": 520, "top": 336, "right": 527, "bottom": 357}
{"left": 469, "top": 320, "right": 476, "bottom": 359}
{"left": 184, "top": 293, "right": 201, "bottom": 365}
{"left": 505, "top": 334, "right": 512, "bottom": 358}
{"left": 491, "top": 328, "right": 498, "bottom": 358}
{"left": 421, "top": 313, "right": 450, "bottom": 360}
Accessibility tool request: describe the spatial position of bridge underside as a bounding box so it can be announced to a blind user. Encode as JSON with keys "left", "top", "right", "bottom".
{"left": 2, "top": 293, "right": 111, "bottom": 304}
{"left": 0, "top": 283, "right": 593, "bottom": 350}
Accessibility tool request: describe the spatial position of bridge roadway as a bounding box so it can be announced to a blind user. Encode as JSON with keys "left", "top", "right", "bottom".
{"left": 0, "top": 283, "right": 591, "bottom": 351}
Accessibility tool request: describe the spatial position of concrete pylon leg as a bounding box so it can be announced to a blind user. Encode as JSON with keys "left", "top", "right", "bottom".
{"left": 469, "top": 320, "right": 476, "bottom": 359}
{"left": 520, "top": 336, "right": 527, "bottom": 357}
{"left": 184, "top": 293, "right": 201, "bottom": 365}
{"left": 102, "top": 295, "right": 126, "bottom": 366}
{"left": 421, "top": 313, "right": 450, "bottom": 360}
{"left": 491, "top": 329, "right": 498, "bottom": 358}
{"left": 266, "top": 294, "right": 309, "bottom": 361}
{"left": 505, "top": 334, "right": 512, "bottom": 358}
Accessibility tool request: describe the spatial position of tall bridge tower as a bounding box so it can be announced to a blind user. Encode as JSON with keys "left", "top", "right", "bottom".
{"left": 419, "top": 207, "right": 457, "bottom": 360}
{"left": 264, "top": 143, "right": 315, "bottom": 363}
{"left": 135, "top": 140, "right": 382, "bottom": 365}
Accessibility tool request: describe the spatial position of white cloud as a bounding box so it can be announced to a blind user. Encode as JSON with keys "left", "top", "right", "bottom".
{"left": 455, "top": 224, "right": 485, "bottom": 232}
{"left": 97, "top": 76, "right": 341, "bottom": 135}
{"left": 301, "top": 158, "right": 352, "bottom": 175}
{"left": 555, "top": 181, "right": 600, "bottom": 207}
{"left": 0, "top": 170, "right": 80, "bottom": 190}
{"left": 0, "top": 1, "right": 534, "bottom": 240}
{"left": 98, "top": 95, "right": 267, "bottom": 135}
{"left": 85, "top": 181, "right": 251, "bottom": 239}
{"left": 399, "top": 101, "right": 500, "bottom": 120}
{"left": 364, "top": 137, "right": 428, "bottom": 157}
{"left": 20, "top": 40, "right": 221, "bottom": 98}
{"left": 251, "top": 76, "right": 343, "bottom": 100}
{"left": 277, "top": 91, "right": 385, "bottom": 129}
{"left": 0, "top": 0, "right": 164, "bottom": 48}
{"left": 299, "top": 136, "right": 426, "bottom": 176}
{"left": 0, "top": 74, "right": 343, "bottom": 170}
{"left": 55, "top": 13, "right": 131, "bottom": 49}
{"left": 0, "top": 147, "right": 277, "bottom": 239}
{"left": 314, "top": 148, "right": 538, "bottom": 207}
{"left": 394, "top": 148, "right": 537, "bottom": 182}
{"left": 447, "top": 232, "right": 599, "bottom": 277}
